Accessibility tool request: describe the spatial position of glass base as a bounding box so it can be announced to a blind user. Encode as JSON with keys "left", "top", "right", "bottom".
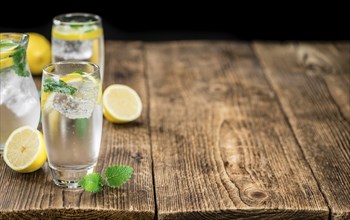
{"left": 49, "top": 165, "right": 95, "bottom": 188}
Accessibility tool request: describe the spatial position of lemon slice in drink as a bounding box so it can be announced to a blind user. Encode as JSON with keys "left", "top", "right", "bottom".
{"left": 0, "top": 57, "right": 14, "bottom": 70}
{"left": 103, "top": 84, "right": 142, "bottom": 123}
{"left": 3, "top": 126, "right": 47, "bottom": 173}
{"left": 41, "top": 91, "right": 50, "bottom": 110}
{"left": 0, "top": 40, "right": 18, "bottom": 69}
{"left": 52, "top": 26, "right": 103, "bottom": 41}
{"left": 60, "top": 72, "right": 84, "bottom": 83}
{"left": 0, "top": 40, "right": 18, "bottom": 59}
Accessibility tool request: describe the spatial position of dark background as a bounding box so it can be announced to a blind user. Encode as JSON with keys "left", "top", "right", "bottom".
{"left": 0, "top": 3, "right": 348, "bottom": 41}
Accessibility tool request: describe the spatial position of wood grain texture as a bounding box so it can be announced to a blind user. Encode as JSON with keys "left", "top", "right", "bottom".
{"left": 1, "top": 41, "right": 348, "bottom": 219}
{"left": 254, "top": 42, "right": 350, "bottom": 219}
{"left": 145, "top": 41, "right": 328, "bottom": 219}
{"left": 0, "top": 41, "right": 154, "bottom": 219}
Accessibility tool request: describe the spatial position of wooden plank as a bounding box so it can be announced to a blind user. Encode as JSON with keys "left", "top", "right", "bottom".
{"left": 254, "top": 42, "right": 350, "bottom": 219}
{"left": 331, "top": 42, "right": 350, "bottom": 120}
{"left": 0, "top": 41, "right": 155, "bottom": 219}
{"left": 145, "top": 41, "right": 328, "bottom": 219}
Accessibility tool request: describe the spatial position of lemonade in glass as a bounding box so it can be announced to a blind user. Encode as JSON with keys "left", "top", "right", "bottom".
{"left": 52, "top": 13, "right": 104, "bottom": 80}
{"left": 0, "top": 33, "right": 40, "bottom": 152}
{"left": 42, "top": 62, "right": 102, "bottom": 188}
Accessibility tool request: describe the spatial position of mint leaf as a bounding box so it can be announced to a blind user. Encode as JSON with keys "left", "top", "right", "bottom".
{"left": 78, "top": 173, "right": 104, "bottom": 193}
{"left": 70, "top": 24, "right": 83, "bottom": 29}
{"left": 71, "top": 71, "right": 86, "bottom": 75}
{"left": 43, "top": 78, "right": 77, "bottom": 95}
{"left": 105, "top": 165, "right": 134, "bottom": 188}
{"left": 12, "top": 47, "right": 29, "bottom": 77}
{"left": 70, "top": 20, "right": 94, "bottom": 29}
{"left": 0, "top": 40, "right": 18, "bottom": 49}
{"left": 78, "top": 165, "right": 134, "bottom": 193}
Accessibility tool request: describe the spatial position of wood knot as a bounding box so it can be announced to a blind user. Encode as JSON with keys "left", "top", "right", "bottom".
{"left": 241, "top": 186, "right": 269, "bottom": 205}
{"left": 224, "top": 161, "right": 230, "bottom": 167}
{"left": 131, "top": 152, "right": 143, "bottom": 163}
{"left": 209, "top": 83, "right": 230, "bottom": 95}
{"left": 249, "top": 191, "right": 268, "bottom": 199}
{"left": 298, "top": 48, "right": 334, "bottom": 75}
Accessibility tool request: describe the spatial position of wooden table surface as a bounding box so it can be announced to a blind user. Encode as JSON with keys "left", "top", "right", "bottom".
{"left": 0, "top": 41, "right": 349, "bottom": 219}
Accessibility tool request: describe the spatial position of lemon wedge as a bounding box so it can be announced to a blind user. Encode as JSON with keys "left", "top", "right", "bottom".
{"left": 103, "top": 84, "right": 142, "bottom": 123}
{"left": 3, "top": 126, "right": 47, "bottom": 173}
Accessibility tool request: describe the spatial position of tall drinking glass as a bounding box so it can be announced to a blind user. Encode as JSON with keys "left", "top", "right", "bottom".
{"left": 51, "top": 13, "right": 104, "bottom": 80}
{"left": 0, "top": 33, "right": 40, "bottom": 152}
{"left": 42, "top": 62, "right": 103, "bottom": 188}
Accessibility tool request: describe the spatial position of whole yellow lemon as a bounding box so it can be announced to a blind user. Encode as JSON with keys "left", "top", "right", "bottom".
{"left": 27, "top": 33, "right": 51, "bottom": 75}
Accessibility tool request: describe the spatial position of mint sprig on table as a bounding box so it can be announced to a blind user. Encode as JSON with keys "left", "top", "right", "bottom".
{"left": 105, "top": 165, "right": 134, "bottom": 188}
{"left": 78, "top": 173, "right": 105, "bottom": 193}
{"left": 43, "top": 78, "right": 77, "bottom": 95}
{"left": 78, "top": 165, "right": 134, "bottom": 193}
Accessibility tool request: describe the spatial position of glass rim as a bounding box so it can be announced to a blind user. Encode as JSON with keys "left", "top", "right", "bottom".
{"left": 43, "top": 61, "right": 100, "bottom": 78}
{"left": 0, "top": 33, "right": 29, "bottom": 47}
{"left": 53, "top": 13, "right": 101, "bottom": 26}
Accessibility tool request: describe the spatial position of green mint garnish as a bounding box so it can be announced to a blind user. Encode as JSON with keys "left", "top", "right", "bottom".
{"left": 12, "top": 46, "right": 30, "bottom": 77}
{"left": 70, "top": 24, "right": 83, "bottom": 29}
{"left": 0, "top": 40, "right": 18, "bottom": 49}
{"left": 84, "top": 29, "right": 94, "bottom": 33}
{"left": 78, "top": 173, "right": 104, "bottom": 193}
{"left": 78, "top": 165, "right": 134, "bottom": 193}
{"left": 71, "top": 71, "right": 86, "bottom": 75}
{"left": 70, "top": 20, "right": 95, "bottom": 29}
{"left": 43, "top": 78, "right": 77, "bottom": 95}
{"left": 105, "top": 165, "right": 134, "bottom": 188}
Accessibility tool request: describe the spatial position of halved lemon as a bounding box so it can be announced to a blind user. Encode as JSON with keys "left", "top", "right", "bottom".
{"left": 3, "top": 126, "right": 47, "bottom": 173}
{"left": 103, "top": 84, "right": 142, "bottom": 123}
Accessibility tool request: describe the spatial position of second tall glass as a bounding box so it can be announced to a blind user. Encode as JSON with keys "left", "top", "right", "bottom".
{"left": 52, "top": 13, "right": 104, "bottom": 80}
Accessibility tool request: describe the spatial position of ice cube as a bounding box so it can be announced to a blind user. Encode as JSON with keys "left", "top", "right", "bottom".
{"left": 51, "top": 77, "right": 99, "bottom": 119}
{"left": 52, "top": 38, "right": 92, "bottom": 61}
{"left": 6, "top": 94, "right": 39, "bottom": 117}
{"left": 1, "top": 73, "right": 40, "bottom": 117}
{"left": 0, "top": 70, "right": 21, "bottom": 105}
{"left": 52, "top": 93, "right": 95, "bottom": 119}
